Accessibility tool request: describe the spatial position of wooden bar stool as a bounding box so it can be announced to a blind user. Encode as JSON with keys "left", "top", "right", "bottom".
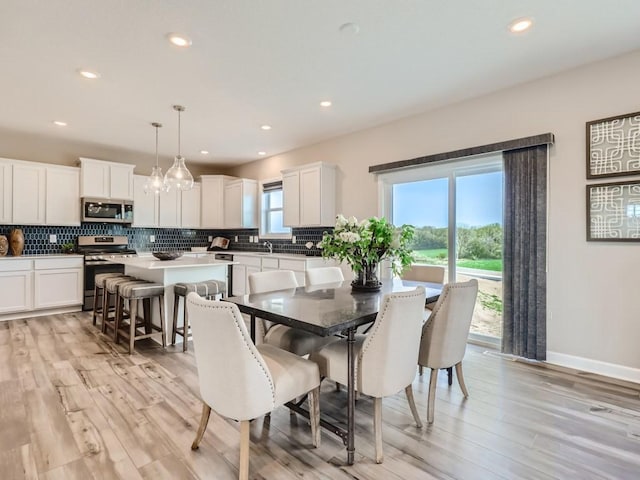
{"left": 101, "top": 275, "right": 137, "bottom": 336}
{"left": 172, "top": 280, "right": 225, "bottom": 351}
{"left": 115, "top": 282, "right": 167, "bottom": 354}
{"left": 93, "top": 272, "right": 128, "bottom": 326}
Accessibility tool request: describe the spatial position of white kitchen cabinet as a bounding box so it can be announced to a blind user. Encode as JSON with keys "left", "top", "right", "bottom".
{"left": 200, "top": 175, "right": 237, "bottom": 228}
{"left": 0, "top": 260, "right": 33, "bottom": 314}
{"left": 33, "top": 257, "right": 83, "bottom": 309}
{"left": 224, "top": 178, "right": 258, "bottom": 228}
{"left": 0, "top": 160, "right": 12, "bottom": 223}
{"left": 159, "top": 187, "right": 181, "bottom": 227}
{"left": 13, "top": 163, "right": 46, "bottom": 224}
{"left": 46, "top": 165, "right": 81, "bottom": 226}
{"left": 79, "top": 157, "right": 134, "bottom": 200}
{"left": 132, "top": 175, "right": 159, "bottom": 227}
{"left": 181, "top": 183, "right": 201, "bottom": 228}
{"left": 282, "top": 162, "right": 336, "bottom": 227}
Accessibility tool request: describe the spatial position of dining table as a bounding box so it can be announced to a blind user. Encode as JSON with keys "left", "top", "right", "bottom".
{"left": 226, "top": 277, "right": 442, "bottom": 465}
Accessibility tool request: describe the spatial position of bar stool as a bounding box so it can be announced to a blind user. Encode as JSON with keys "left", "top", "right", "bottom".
{"left": 172, "top": 280, "right": 225, "bottom": 352}
{"left": 92, "top": 272, "right": 127, "bottom": 326}
{"left": 115, "top": 281, "right": 167, "bottom": 354}
{"left": 101, "top": 275, "right": 137, "bottom": 336}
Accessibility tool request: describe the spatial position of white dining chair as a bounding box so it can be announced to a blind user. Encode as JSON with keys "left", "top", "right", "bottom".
{"left": 187, "top": 293, "right": 321, "bottom": 480}
{"left": 248, "top": 270, "right": 336, "bottom": 356}
{"left": 418, "top": 279, "right": 478, "bottom": 424}
{"left": 305, "top": 266, "right": 345, "bottom": 286}
{"left": 310, "top": 286, "right": 427, "bottom": 463}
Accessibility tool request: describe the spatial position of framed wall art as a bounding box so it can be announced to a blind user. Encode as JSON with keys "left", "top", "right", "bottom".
{"left": 586, "top": 110, "right": 640, "bottom": 179}
{"left": 587, "top": 180, "right": 640, "bottom": 241}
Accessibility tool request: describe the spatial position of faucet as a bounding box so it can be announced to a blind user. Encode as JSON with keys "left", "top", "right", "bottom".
{"left": 263, "top": 241, "right": 273, "bottom": 254}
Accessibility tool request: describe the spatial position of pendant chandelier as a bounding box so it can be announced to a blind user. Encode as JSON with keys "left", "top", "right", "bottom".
{"left": 144, "top": 122, "right": 169, "bottom": 195}
{"left": 164, "top": 104, "right": 194, "bottom": 191}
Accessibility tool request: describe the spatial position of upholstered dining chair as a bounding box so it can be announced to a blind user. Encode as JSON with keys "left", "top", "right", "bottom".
{"left": 248, "top": 270, "right": 335, "bottom": 356}
{"left": 305, "top": 266, "right": 345, "bottom": 286}
{"left": 187, "top": 293, "right": 321, "bottom": 480}
{"left": 418, "top": 279, "right": 478, "bottom": 424}
{"left": 310, "top": 286, "right": 427, "bottom": 463}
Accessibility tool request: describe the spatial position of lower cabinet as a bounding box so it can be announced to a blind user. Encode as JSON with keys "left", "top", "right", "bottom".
{"left": 0, "top": 256, "right": 83, "bottom": 319}
{"left": 34, "top": 258, "right": 83, "bottom": 309}
{"left": 0, "top": 260, "right": 33, "bottom": 314}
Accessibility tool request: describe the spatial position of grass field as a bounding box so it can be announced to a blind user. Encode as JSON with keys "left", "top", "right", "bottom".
{"left": 413, "top": 249, "right": 502, "bottom": 272}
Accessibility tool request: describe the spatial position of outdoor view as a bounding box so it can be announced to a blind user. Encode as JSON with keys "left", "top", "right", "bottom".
{"left": 393, "top": 170, "right": 503, "bottom": 339}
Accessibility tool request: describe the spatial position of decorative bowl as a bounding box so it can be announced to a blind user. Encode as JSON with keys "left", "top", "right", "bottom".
{"left": 152, "top": 251, "right": 183, "bottom": 261}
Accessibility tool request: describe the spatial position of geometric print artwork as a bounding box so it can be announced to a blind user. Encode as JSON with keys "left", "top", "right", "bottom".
{"left": 587, "top": 111, "right": 640, "bottom": 178}
{"left": 587, "top": 181, "right": 640, "bottom": 240}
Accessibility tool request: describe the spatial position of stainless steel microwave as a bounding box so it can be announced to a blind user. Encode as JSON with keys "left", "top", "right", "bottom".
{"left": 81, "top": 198, "right": 133, "bottom": 224}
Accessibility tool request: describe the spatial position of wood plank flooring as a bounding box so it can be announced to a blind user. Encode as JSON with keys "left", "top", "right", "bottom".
{"left": 0, "top": 312, "right": 639, "bottom": 479}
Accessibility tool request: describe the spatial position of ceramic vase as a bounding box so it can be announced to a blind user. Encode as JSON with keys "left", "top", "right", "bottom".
{"left": 9, "top": 228, "right": 24, "bottom": 256}
{"left": 0, "top": 235, "right": 8, "bottom": 256}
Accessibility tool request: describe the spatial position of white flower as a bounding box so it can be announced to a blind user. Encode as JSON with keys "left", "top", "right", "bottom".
{"left": 335, "top": 214, "right": 348, "bottom": 228}
{"left": 348, "top": 216, "right": 358, "bottom": 226}
{"left": 339, "top": 231, "right": 361, "bottom": 243}
{"left": 316, "top": 241, "right": 323, "bottom": 249}
{"left": 390, "top": 232, "right": 401, "bottom": 249}
{"left": 305, "top": 241, "right": 314, "bottom": 249}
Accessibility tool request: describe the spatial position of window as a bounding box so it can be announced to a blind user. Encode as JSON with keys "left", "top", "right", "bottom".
{"left": 260, "top": 180, "right": 292, "bottom": 239}
{"left": 380, "top": 154, "right": 504, "bottom": 345}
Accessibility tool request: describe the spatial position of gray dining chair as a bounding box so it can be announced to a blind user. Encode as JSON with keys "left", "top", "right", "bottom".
{"left": 310, "top": 286, "right": 427, "bottom": 463}
{"left": 418, "top": 279, "right": 478, "bottom": 424}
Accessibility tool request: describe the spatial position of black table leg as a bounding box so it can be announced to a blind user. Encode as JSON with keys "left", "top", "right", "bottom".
{"left": 347, "top": 327, "right": 355, "bottom": 465}
{"left": 250, "top": 313, "right": 256, "bottom": 343}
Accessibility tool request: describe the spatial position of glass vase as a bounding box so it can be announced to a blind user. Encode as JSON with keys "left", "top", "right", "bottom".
{"left": 351, "top": 262, "right": 382, "bottom": 292}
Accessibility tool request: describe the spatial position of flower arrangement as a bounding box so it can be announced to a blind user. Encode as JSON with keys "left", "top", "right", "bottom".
{"left": 319, "top": 215, "right": 415, "bottom": 290}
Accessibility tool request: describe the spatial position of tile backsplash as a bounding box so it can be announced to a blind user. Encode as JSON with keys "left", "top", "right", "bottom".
{"left": 0, "top": 224, "right": 331, "bottom": 256}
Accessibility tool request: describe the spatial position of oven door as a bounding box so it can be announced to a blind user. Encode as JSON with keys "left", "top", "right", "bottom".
{"left": 83, "top": 261, "right": 125, "bottom": 310}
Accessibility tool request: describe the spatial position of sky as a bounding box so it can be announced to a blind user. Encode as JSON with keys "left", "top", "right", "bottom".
{"left": 392, "top": 171, "right": 503, "bottom": 228}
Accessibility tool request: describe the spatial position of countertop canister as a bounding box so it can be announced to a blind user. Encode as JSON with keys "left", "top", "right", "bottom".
{"left": 0, "top": 235, "right": 7, "bottom": 256}
{"left": 9, "top": 229, "right": 24, "bottom": 256}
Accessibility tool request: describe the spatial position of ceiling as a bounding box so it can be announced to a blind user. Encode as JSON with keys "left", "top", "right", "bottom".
{"left": 1, "top": 1, "right": 640, "bottom": 168}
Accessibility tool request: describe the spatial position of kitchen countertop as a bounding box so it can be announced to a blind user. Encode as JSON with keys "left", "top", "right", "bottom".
{"left": 0, "top": 254, "right": 84, "bottom": 260}
{"left": 107, "top": 256, "right": 235, "bottom": 270}
{"left": 210, "top": 250, "right": 323, "bottom": 260}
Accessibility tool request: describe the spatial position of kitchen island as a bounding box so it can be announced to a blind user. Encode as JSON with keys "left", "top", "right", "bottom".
{"left": 106, "top": 256, "right": 235, "bottom": 345}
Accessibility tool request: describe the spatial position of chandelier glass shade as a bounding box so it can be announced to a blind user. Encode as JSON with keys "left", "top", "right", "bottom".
{"left": 144, "top": 122, "right": 169, "bottom": 195}
{"left": 164, "top": 105, "right": 194, "bottom": 191}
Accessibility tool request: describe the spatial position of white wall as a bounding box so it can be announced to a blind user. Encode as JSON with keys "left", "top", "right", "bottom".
{"left": 231, "top": 49, "right": 640, "bottom": 382}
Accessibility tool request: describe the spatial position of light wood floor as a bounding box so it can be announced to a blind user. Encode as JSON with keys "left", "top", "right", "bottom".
{"left": 1, "top": 312, "right": 639, "bottom": 479}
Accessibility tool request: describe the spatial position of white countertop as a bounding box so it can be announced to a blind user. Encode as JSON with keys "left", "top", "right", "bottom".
{"left": 107, "top": 256, "right": 235, "bottom": 270}
{"left": 221, "top": 250, "right": 322, "bottom": 260}
{"left": 0, "top": 254, "right": 84, "bottom": 260}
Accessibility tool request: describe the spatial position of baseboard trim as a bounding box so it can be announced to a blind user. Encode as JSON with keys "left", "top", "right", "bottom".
{"left": 546, "top": 351, "right": 640, "bottom": 384}
{"left": 0, "top": 305, "right": 82, "bottom": 322}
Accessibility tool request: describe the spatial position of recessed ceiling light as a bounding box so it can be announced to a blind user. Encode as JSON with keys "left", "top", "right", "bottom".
{"left": 78, "top": 69, "right": 100, "bottom": 79}
{"left": 53, "top": 121, "right": 67, "bottom": 127}
{"left": 258, "top": 151, "right": 267, "bottom": 156}
{"left": 260, "top": 125, "right": 272, "bottom": 130}
{"left": 508, "top": 18, "right": 533, "bottom": 33}
{"left": 200, "top": 150, "right": 209, "bottom": 155}
{"left": 167, "top": 33, "right": 192, "bottom": 47}
{"left": 320, "top": 100, "right": 332, "bottom": 107}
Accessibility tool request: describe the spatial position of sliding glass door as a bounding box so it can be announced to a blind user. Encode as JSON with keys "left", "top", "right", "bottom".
{"left": 382, "top": 155, "right": 503, "bottom": 344}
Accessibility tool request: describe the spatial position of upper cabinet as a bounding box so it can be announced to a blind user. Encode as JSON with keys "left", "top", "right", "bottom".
{"left": 200, "top": 175, "right": 237, "bottom": 228}
{"left": 181, "top": 183, "right": 201, "bottom": 229}
{"left": 282, "top": 162, "right": 336, "bottom": 227}
{"left": 224, "top": 178, "right": 258, "bottom": 228}
{"left": 0, "top": 158, "right": 80, "bottom": 226}
{"left": 132, "top": 175, "right": 159, "bottom": 227}
{"left": 79, "top": 157, "right": 134, "bottom": 200}
{"left": 45, "top": 165, "right": 80, "bottom": 226}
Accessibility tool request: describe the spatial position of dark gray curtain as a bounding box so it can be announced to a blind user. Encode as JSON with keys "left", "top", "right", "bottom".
{"left": 502, "top": 145, "right": 547, "bottom": 360}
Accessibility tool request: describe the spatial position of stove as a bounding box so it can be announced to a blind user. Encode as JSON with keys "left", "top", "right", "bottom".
{"left": 77, "top": 235, "right": 137, "bottom": 310}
